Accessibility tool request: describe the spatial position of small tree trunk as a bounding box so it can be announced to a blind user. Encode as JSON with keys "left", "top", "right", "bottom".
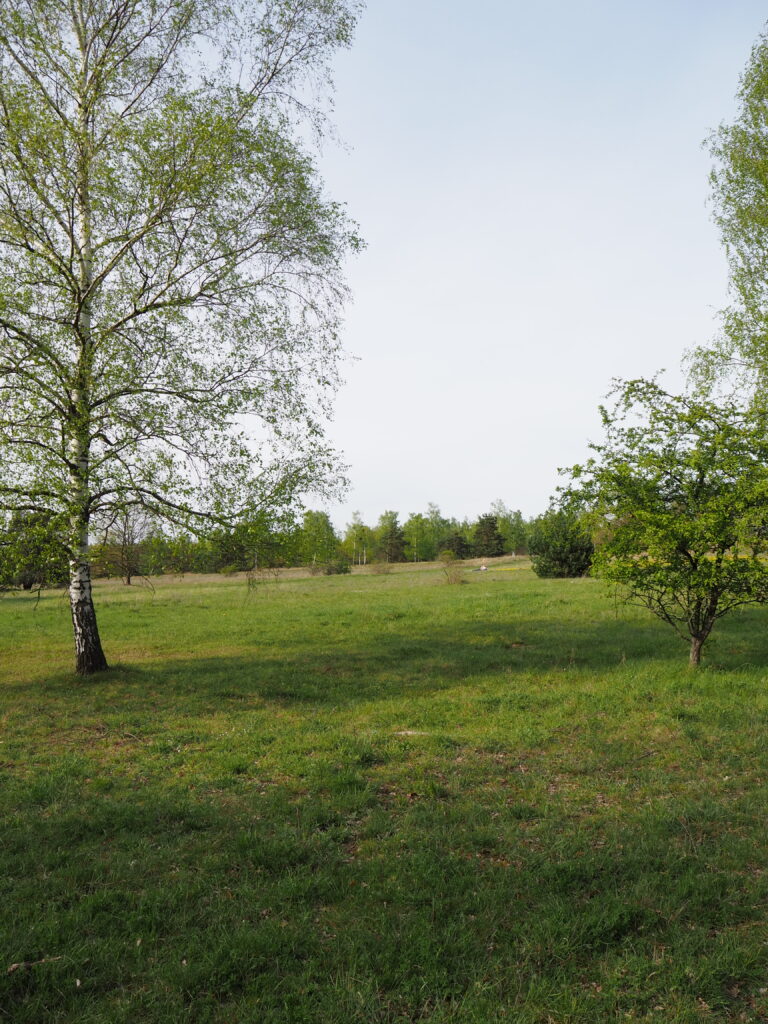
{"left": 689, "top": 635, "right": 705, "bottom": 667}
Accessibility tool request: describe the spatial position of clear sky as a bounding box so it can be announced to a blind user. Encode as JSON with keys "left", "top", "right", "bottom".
{"left": 314, "top": 1, "right": 767, "bottom": 531}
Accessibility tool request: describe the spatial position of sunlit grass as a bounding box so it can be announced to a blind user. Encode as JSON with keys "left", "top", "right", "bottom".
{"left": 2, "top": 564, "right": 768, "bottom": 1021}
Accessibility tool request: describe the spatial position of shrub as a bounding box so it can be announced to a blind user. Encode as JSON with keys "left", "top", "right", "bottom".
{"left": 528, "top": 510, "right": 593, "bottom": 578}
{"left": 438, "top": 549, "right": 464, "bottom": 584}
{"left": 323, "top": 557, "right": 351, "bottom": 575}
{"left": 571, "top": 378, "right": 768, "bottom": 665}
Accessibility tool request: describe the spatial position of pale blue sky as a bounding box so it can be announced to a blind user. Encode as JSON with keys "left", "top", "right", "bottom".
{"left": 316, "top": 1, "right": 767, "bottom": 529}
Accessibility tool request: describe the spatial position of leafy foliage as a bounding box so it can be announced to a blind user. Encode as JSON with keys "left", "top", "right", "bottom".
{"left": 0, "top": 514, "right": 68, "bottom": 590}
{"left": 691, "top": 28, "right": 768, "bottom": 402}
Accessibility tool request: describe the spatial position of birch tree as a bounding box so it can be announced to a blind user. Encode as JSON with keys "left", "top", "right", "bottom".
{"left": 0, "top": 0, "right": 362, "bottom": 673}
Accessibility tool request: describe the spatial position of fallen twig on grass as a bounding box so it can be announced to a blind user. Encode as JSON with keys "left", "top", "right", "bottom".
{"left": 7, "top": 956, "right": 63, "bottom": 974}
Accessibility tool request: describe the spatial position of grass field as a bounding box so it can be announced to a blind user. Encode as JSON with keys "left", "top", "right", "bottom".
{"left": 3, "top": 561, "right": 768, "bottom": 1022}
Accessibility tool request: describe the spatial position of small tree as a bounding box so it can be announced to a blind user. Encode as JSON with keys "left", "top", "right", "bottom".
{"left": 373, "top": 511, "right": 406, "bottom": 563}
{"left": 473, "top": 514, "right": 505, "bottom": 558}
{"left": 571, "top": 379, "right": 768, "bottom": 666}
{"left": 299, "top": 510, "right": 340, "bottom": 572}
{"left": 528, "top": 510, "right": 593, "bottom": 578}
{"left": 438, "top": 549, "right": 463, "bottom": 584}
{"left": 92, "top": 509, "right": 154, "bottom": 584}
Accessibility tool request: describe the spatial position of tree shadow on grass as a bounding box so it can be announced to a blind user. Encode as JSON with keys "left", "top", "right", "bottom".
{"left": 15, "top": 603, "right": 768, "bottom": 717}
{"left": 3, "top": 745, "right": 768, "bottom": 1024}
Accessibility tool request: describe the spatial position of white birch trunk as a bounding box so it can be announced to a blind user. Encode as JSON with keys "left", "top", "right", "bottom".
{"left": 69, "top": 515, "right": 108, "bottom": 674}
{"left": 68, "top": 9, "right": 108, "bottom": 674}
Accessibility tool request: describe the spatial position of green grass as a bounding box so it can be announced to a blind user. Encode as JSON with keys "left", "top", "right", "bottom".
{"left": 3, "top": 564, "right": 768, "bottom": 1022}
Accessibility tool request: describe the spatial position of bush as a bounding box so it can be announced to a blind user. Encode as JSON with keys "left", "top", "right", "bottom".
{"left": 438, "top": 549, "right": 464, "bottom": 584}
{"left": 323, "top": 557, "right": 351, "bottom": 575}
{"left": 528, "top": 509, "right": 593, "bottom": 578}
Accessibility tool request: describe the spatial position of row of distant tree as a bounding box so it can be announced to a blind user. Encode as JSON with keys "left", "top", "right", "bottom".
{"left": 336, "top": 503, "right": 529, "bottom": 566}
{"left": 0, "top": 502, "right": 538, "bottom": 590}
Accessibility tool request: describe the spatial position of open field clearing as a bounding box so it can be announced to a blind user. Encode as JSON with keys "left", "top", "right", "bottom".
{"left": 3, "top": 564, "right": 768, "bottom": 1022}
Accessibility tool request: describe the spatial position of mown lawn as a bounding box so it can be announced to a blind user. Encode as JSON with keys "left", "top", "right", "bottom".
{"left": 3, "top": 563, "right": 768, "bottom": 1022}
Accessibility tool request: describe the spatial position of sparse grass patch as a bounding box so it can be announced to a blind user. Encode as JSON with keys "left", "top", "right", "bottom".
{"left": 3, "top": 566, "right": 768, "bottom": 1021}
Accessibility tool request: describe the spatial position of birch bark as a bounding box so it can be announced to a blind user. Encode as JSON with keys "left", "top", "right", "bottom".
{"left": 68, "top": 5, "right": 108, "bottom": 674}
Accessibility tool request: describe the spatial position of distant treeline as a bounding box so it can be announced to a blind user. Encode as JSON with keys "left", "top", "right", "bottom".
{"left": 0, "top": 502, "right": 532, "bottom": 588}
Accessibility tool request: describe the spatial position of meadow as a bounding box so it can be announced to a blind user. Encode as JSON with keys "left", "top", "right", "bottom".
{"left": 3, "top": 561, "right": 768, "bottom": 1023}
